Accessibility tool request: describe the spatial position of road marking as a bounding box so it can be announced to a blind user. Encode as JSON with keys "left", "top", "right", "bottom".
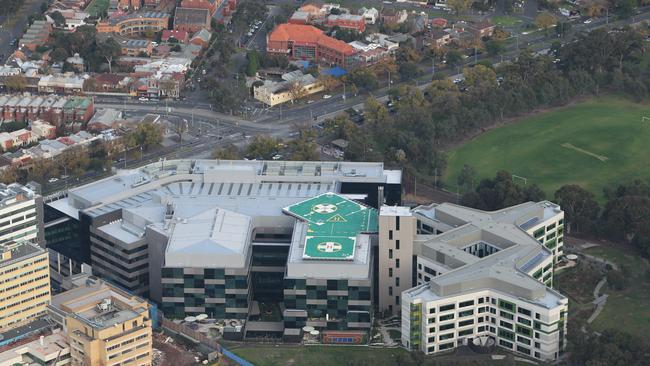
{"left": 561, "top": 143, "right": 608, "bottom": 162}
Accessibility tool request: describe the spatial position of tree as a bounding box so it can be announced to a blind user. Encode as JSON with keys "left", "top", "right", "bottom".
{"left": 124, "top": 122, "right": 163, "bottom": 151}
{"left": 96, "top": 37, "right": 121, "bottom": 74}
{"left": 245, "top": 135, "right": 279, "bottom": 160}
{"left": 246, "top": 50, "right": 259, "bottom": 76}
{"left": 555, "top": 21, "right": 572, "bottom": 38}
{"left": 288, "top": 81, "right": 307, "bottom": 103}
{"left": 289, "top": 128, "right": 319, "bottom": 161}
{"left": 457, "top": 164, "right": 477, "bottom": 193}
{"left": 317, "top": 75, "right": 341, "bottom": 92}
{"left": 212, "top": 144, "right": 241, "bottom": 159}
{"left": 50, "top": 11, "right": 66, "bottom": 27}
{"left": 554, "top": 185, "right": 600, "bottom": 233}
{"left": 349, "top": 69, "right": 378, "bottom": 92}
{"left": 447, "top": 0, "right": 472, "bottom": 14}
{"left": 445, "top": 50, "right": 463, "bottom": 69}
{"left": 535, "top": 12, "right": 557, "bottom": 34}
{"left": 485, "top": 39, "right": 505, "bottom": 56}
{"left": 398, "top": 62, "right": 420, "bottom": 81}
{"left": 5, "top": 75, "right": 27, "bottom": 92}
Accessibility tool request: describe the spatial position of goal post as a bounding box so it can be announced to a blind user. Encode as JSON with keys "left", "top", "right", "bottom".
{"left": 512, "top": 174, "right": 528, "bottom": 185}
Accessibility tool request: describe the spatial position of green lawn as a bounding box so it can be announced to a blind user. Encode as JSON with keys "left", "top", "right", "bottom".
{"left": 86, "top": 0, "right": 109, "bottom": 17}
{"left": 230, "top": 346, "right": 412, "bottom": 366}
{"left": 583, "top": 245, "right": 650, "bottom": 341}
{"left": 445, "top": 97, "right": 650, "bottom": 201}
{"left": 492, "top": 15, "right": 523, "bottom": 27}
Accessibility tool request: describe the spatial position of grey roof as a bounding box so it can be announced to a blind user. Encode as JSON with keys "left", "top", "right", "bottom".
{"left": 405, "top": 201, "right": 566, "bottom": 309}
{"left": 49, "top": 159, "right": 398, "bottom": 271}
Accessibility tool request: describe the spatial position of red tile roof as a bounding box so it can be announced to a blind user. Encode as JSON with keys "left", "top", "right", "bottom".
{"left": 268, "top": 24, "right": 356, "bottom": 55}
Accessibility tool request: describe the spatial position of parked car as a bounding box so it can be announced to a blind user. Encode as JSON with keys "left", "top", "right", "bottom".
{"left": 323, "top": 94, "right": 332, "bottom": 99}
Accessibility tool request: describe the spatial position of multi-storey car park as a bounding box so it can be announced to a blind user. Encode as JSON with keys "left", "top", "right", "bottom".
{"left": 44, "top": 159, "right": 401, "bottom": 341}
{"left": 376, "top": 202, "right": 567, "bottom": 361}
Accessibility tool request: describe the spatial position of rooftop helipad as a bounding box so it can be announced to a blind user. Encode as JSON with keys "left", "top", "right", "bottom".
{"left": 283, "top": 192, "right": 378, "bottom": 260}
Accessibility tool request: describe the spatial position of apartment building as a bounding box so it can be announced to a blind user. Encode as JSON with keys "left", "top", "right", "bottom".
{"left": 48, "top": 279, "right": 153, "bottom": 366}
{"left": 96, "top": 12, "right": 170, "bottom": 36}
{"left": 0, "top": 242, "right": 51, "bottom": 331}
{"left": 173, "top": 7, "right": 211, "bottom": 33}
{"left": 379, "top": 201, "right": 566, "bottom": 361}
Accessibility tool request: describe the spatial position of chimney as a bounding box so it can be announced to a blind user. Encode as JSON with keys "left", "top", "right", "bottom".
{"left": 377, "top": 186, "right": 384, "bottom": 209}
{"left": 39, "top": 335, "right": 44, "bottom": 346}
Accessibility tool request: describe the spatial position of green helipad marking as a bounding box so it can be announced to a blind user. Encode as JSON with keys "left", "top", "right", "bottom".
{"left": 283, "top": 192, "right": 379, "bottom": 260}
{"left": 327, "top": 214, "right": 347, "bottom": 223}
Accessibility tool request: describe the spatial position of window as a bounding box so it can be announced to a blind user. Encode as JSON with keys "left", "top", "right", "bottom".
{"left": 389, "top": 249, "right": 393, "bottom": 259}
{"left": 439, "top": 314, "right": 454, "bottom": 322}
{"left": 389, "top": 268, "right": 393, "bottom": 277}
{"left": 396, "top": 240, "right": 400, "bottom": 250}
{"left": 534, "top": 342, "right": 540, "bottom": 349}
{"left": 459, "top": 310, "right": 474, "bottom": 317}
{"left": 517, "top": 336, "right": 531, "bottom": 345}
{"left": 458, "top": 319, "right": 474, "bottom": 327}
{"left": 459, "top": 300, "right": 474, "bottom": 308}
{"left": 518, "top": 307, "right": 532, "bottom": 316}
{"left": 439, "top": 323, "right": 454, "bottom": 331}
{"left": 439, "top": 304, "right": 455, "bottom": 312}
{"left": 517, "top": 345, "right": 531, "bottom": 355}
{"left": 459, "top": 329, "right": 473, "bottom": 336}
{"left": 516, "top": 325, "right": 532, "bottom": 337}
{"left": 439, "top": 342, "right": 454, "bottom": 350}
{"left": 396, "top": 259, "right": 400, "bottom": 268}
{"left": 396, "top": 216, "right": 400, "bottom": 230}
{"left": 429, "top": 308, "right": 435, "bottom": 314}
{"left": 500, "top": 320, "right": 513, "bottom": 329}
{"left": 498, "top": 328, "right": 515, "bottom": 341}
{"left": 389, "top": 230, "right": 393, "bottom": 240}
{"left": 518, "top": 317, "right": 531, "bottom": 326}
{"left": 439, "top": 333, "right": 454, "bottom": 340}
{"left": 500, "top": 311, "right": 514, "bottom": 320}
{"left": 396, "top": 277, "right": 400, "bottom": 286}
{"left": 498, "top": 299, "right": 516, "bottom": 312}
{"left": 389, "top": 286, "right": 393, "bottom": 296}
{"left": 478, "top": 298, "right": 485, "bottom": 304}
{"left": 499, "top": 339, "right": 513, "bottom": 349}
{"left": 395, "top": 296, "right": 399, "bottom": 305}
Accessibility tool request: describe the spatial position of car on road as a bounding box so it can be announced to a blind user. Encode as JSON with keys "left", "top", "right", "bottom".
{"left": 583, "top": 18, "right": 592, "bottom": 24}
{"left": 307, "top": 100, "right": 314, "bottom": 104}
{"left": 453, "top": 78, "right": 463, "bottom": 84}
{"left": 61, "top": 175, "right": 69, "bottom": 179}
{"left": 323, "top": 94, "right": 332, "bottom": 99}
{"left": 48, "top": 178, "right": 58, "bottom": 183}
{"left": 138, "top": 97, "right": 149, "bottom": 101}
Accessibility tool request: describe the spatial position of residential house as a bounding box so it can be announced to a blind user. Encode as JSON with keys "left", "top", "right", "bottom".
{"left": 0, "top": 129, "right": 37, "bottom": 151}
{"left": 468, "top": 20, "right": 495, "bottom": 38}
{"left": 253, "top": 70, "right": 324, "bottom": 106}
{"left": 358, "top": 7, "right": 379, "bottom": 25}
{"left": 380, "top": 8, "right": 408, "bottom": 26}
{"left": 30, "top": 120, "right": 57, "bottom": 139}
{"left": 65, "top": 53, "right": 85, "bottom": 72}
{"left": 289, "top": 11, "right": 311, "bottom": 25}
{"left": 119, "top": 39, "right": 153, "bottom": 56}
{"left": 37, "top": 74, "right": 85, "bottom": 95}
{"left": 19, "top": 20, "right": 52, "bottom": 52}
{"left": 326, "top": 14, "right": 365, "bottom": 33}
{"left": 190, "top": 28, "right": 212, "bottom": 48}
{"left": 162, "top": 29, "right": 190, "bottom": 43}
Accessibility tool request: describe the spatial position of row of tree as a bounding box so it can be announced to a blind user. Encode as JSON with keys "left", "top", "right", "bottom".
{"left": 212, "top": 128, "right": 319, "bottom": 161}
{"left": 326, "top": 27, "right": 647, "bottom": 187}
{"left": 456, "top": 169, "right": 650, "bottom": 259}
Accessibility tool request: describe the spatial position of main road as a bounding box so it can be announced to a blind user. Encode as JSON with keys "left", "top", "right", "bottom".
{"left": 92, "top": 6, "right": 650, "bottom": 157}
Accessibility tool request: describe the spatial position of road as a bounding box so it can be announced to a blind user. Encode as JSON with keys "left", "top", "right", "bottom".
{"left": 0, "top": 0, "right": 44, "bottom": 62}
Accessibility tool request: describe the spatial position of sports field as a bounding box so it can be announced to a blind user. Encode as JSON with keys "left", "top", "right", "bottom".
{"left": 445, "top": 98, "right": 650, "bottom": 201}
{"left": 284, "top": 192, "right": 378, "bottom": 260}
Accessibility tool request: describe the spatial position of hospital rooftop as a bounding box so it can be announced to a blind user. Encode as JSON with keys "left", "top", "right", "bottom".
{"left": 405, "top": 201, "right": 567, "bottom": 309}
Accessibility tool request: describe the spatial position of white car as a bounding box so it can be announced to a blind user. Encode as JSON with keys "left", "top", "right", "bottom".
{"left": 453, "top": 78, "right": 463, "bottom": 84}
{"left": 583, "top": 18, "right": 592, "bottom": 24}
{"left": 138, "top": 97, "right": 149, "bottom": 101}
{"left": 48, "top": 178, "right": 58, "bottom": 183}
{"left": 323, "top": 94, "right": 332, "bottom": 99}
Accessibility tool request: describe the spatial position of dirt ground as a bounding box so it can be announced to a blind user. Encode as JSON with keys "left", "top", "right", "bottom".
{"left": 152, "top": 331, "right": 204, "bottom": 366}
